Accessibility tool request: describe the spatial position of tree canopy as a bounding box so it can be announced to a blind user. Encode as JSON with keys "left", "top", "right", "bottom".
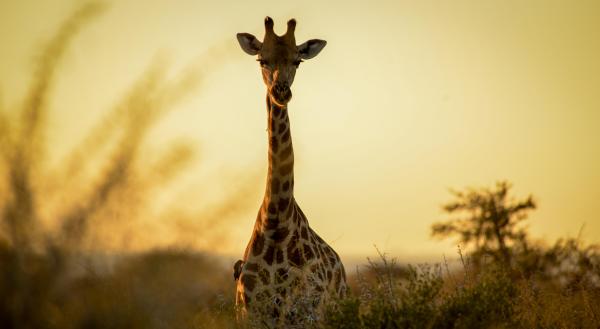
{"left": 431, "top": 181, "right": 536, "bottom": 264}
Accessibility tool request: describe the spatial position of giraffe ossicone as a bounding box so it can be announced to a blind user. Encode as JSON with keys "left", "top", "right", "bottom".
{"left": 234, "top": 17, "right": 347, "bottom": 326}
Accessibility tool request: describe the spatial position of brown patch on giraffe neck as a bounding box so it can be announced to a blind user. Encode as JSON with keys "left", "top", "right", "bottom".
{"left": 260, "top": 94, "right": 295, "bottom": 232}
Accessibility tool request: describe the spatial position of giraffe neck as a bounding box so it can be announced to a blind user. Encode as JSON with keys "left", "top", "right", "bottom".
{"left": 261, "top": 95, "right": 295, "bottom": 231}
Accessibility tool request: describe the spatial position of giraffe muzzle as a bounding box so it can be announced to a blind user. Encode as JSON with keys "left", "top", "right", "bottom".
{"left": 270, "top": 83, "right": 292, "bottom": 105}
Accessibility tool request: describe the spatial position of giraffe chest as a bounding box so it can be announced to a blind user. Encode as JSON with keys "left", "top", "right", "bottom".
{"left": 237, "top": 224, "right": 345, "bottom": 303}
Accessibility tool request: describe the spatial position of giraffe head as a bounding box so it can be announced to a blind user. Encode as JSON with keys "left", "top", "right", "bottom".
{"left": 237, "top": 17, "right": 327, "bottom": 106}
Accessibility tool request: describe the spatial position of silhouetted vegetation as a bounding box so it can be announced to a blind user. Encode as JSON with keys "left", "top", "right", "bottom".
{"left": 1, "top": 4, "right": 599, "bottom": 329}
{"left": 319, "top": 183, "right": 599, "bottom": 329}
{"left": 431, "top": 181, "right": 535, "bottom": 266}
{"left": 431, "top": 181, "right": 600, "bottom": 287}
{"left": 323, "top": 254, "right": 517, "bottom": 329}
{"left": 0, "top": 3, "right": 238, "bottom": 329}
{"left": 323, "top": 249, "right": 598, "bottom": 329}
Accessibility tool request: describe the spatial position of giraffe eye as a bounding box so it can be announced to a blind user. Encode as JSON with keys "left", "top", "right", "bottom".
{"left": 257, "top": 59, "right": 268, "bottom": 67}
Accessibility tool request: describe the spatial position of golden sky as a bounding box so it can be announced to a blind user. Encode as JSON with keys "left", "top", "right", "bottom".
{"left": 1, "top": 0, "right": 599, "bottom": 261}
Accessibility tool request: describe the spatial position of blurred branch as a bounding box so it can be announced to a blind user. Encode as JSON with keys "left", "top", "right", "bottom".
{"left": 20, "top": 2, "right": 106, "bottom": 158}
{"left": 139, "top": 141, "right": 196, "bottom": 189}
{"left": 0, "top": 107, "right": 9, "bottom": 159}
{"left": 2, "top": 2, "right": 105, "bottom": 252}
{"left": 56, "top": 56, "right": 207, "bottom": 247}
{"left": 58, "top": 59, "right": 167, "bottom": 186}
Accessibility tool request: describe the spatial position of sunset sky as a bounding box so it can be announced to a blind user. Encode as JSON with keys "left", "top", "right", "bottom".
{"left": 1, "top": 0, "right": 598, "bottom": 262}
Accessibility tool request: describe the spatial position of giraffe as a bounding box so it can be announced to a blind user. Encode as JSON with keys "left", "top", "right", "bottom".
{"left": 234, "top": 17, "right": 347, "bottom": 325}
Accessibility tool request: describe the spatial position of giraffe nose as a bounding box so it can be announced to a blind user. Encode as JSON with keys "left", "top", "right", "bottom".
{"left": 271, "top": 83, "right": 292, "bottom": 105}
{"left": 274, "top": 83, "right": 289, "bottom": 95}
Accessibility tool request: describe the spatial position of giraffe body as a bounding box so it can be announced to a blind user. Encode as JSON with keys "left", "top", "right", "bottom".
{"left": 235, "top": 17, "right": 346, "bottom": 325}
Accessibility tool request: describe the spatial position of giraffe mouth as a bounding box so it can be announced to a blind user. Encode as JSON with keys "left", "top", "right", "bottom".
{"left": 270, "top": 86, "right": 292, "bottom": 106}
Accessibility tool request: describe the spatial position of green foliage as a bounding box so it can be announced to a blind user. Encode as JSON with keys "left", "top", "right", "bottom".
{"left": 435, "top": 266, "right": 516, "bottom": 329}
{"left": 323, "top": 298, "right": 362, "bottom": 329}
{"left": 322, "top": 253, "right": 521, "bottom": 329}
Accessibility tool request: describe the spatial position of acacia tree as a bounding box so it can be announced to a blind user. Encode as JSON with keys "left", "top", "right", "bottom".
{"left": 432, "top": 181, "right": 536, "bottom": 265}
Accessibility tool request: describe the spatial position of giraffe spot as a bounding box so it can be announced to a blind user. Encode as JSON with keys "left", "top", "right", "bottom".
{"left": 265, "top": 219, "right": 279, "bottom": 231}
{"left": 255, "top": 290, "right": 270, "bottom": 302}
{"left": 296, "top": 205, "right": 307, "bottom": 221}
{"left": 278, "top": 197, "right": 289, "bottom": 212}
{"left": 324, "top": 249, "right": 338, "bottom": 265}
{"left": 278, "top": 122, "right": 287, "bottom": 133}
{"left": 322, "top": 251, "right": 330, "bottom": 267}
{"left": 281, "top": 129, "right": 290, "bottom": 142}
{"left": 289, "top": 229, "right": 300, "bottom": 245}
{"left": 276, "top": 249, "right": 284, "bottom": 263}
{"left": 244, "top": 293, "right": 252, "bottom": 304}
{"left": 279, "top": 162, "right": 293, "bottom": 176}
{"left": 245, "top": 262, "right": 259, "bottom": 272}
{"left": 252, "top": 233, "right": 264, "bottom": 256}
{"left": 326, "top": 270, "right": 333, "bottom": 281}
{"left": 268, "top": 202, "right": 277, "bottom": 214}
{"left": 330, "top": 256, "right": 338, "bottom": 265}
{"left": 315, "top": 244, "right": 323, "bottom": 257}
{"left": 258, "top": 268, "right": 270, "bottom": 285}
{"left": 286, "top": 202, "right": 294, "bottom": 218}
{"left": 290, "top": 277, "right": 301, "bottom": 287}
{"left": 242, "top": 273, "right": 257, "bottom": 291}
{"left": 271, "top": 227, "right": 289, "bottom": 242}
{"left": 264, "top": 245, "right": 275, "bottom": 265}
{"left": 271, "top": 177, "right": 280, "bottom": 194}
{"left": 300, "top": 226, "right": 308, "bottom": 240}
{"left": 317, "top": 270, "right": 324, "bottom": 281}
{"left": 255, "top": 291, "right": 268, "bottom": 302}
{"left": 275, "top": 287, "right": 288, "bottom": 298}
{"left": 279, "top": 144, "right": 292, "bottom": 160}
{"left": 264, "top": 289, "right": 273, "bottom": 298}
{"left": 289, "top": 247, "right": 304, "bottom": 267}
{"left": 315, "top": 234, "right": 325, "bottom": 244}
{"left": 303, "top": 244, "right": 315, "bottom": 260}
{"left": 270, "top": 136, "right": 279, "bottom": 153}
{"left": 310, "top": 263, "right": 320, "bottom": 272}
{"left": 282, "top": 181, "right": 290, "bottom": 192}
{"left": 275, "top": 268, "right": 288, "bottom": 284}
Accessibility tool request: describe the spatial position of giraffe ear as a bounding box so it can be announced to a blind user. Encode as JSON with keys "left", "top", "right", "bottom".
{"left": 237, "top": 33, "right": 262, "bottom": 55}
{"left": 298, "top": 39, "right": 327, "bottom": 60}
